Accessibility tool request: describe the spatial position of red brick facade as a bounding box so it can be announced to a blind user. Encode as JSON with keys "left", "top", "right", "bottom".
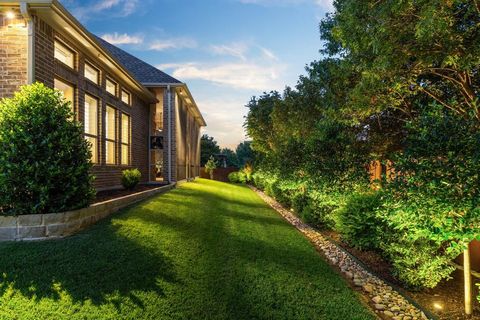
{"left": 0, "top": 7, "right": 203, "bottom": 190}
{"left": 0, "top": 16, "right": 27, "bottom": 97}
{"left": 30, "top": 16, "right": 151, "bottom": 190}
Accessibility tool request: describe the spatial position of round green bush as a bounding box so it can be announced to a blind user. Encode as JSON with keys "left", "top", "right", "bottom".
{"left": 228, "top": 171, "right": 247, "bottom": 184}
{"left": 335, "top": 192, "right": 383, "bottom": 250}
{"left": 0, "top": 83, "right": 95, "bottom": 215}
{"left": 121, "top": 169, "right": 142, "bottom": 190}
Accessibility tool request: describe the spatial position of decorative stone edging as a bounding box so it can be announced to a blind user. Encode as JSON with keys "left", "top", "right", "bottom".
{"left": 251, "top": 186, "right": 432, "bottom": 320}
{"left": 0, "top": 183, "right": 175, "bottom": 241}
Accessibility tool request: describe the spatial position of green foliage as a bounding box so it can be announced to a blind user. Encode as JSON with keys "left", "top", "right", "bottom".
{"left": 200, "top": 134, "right": 220, "bottom": 166}
{"left": 336, "top": 192, "right": 383, "bottom": 250}
{"left": 321, "top": 0, "right": 480, "bottom": 121}
{"left": 220, "top": 148, "right": 238, "bottom": 168}
{"left": 121, "top": 169, "right": 141, "bottom": 190}
{"left": 0, "top": 83, "right": 95, "bottom": 215}
{"left": 236, "top": 141, "right": 255, "bottom": 168}
{"left": 299, "top": 188, "right": 344, "bottom": 230}
{"left": 244, "top": 0, "right": 480, "bottom": 291}
{"left": 228, "top": 171, "right": 247, "bottom": 184}
{"left": 204, "top": 156, "right": 217, "bottom": 179}
{"left": 381, "top": 236, "right": 460, "bottom": 289}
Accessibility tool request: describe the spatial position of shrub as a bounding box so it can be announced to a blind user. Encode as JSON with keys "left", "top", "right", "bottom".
{"left": 205, "top": 156, "right": 217, "bottom": 179}
{"left": 335, "top": 192, "right": 383, "bottom": 250}
{"left": 0, "top": 83, "right": 95, "bottom": 215}
{"left": 228, "top": 171, "right": 247, "bottom": 184}
{"left": 228, "top": 172, "right": 239, "bottom": 183}
{"left": 299, "top": 189, "right": 341, "bottom": 229}
{"left": 382, "top": 236, "right": 459, "bottom": 289}
{"left": 121, "top": 169, "right": 142, "bottom": 190}
{"left": 243, "top": 163, "right": 253, "bottom": 182}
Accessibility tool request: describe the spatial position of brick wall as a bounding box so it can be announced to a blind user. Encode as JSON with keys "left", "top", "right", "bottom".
{"left": 33, "top": 16, "right": 151, "bottom": 190}
{"left": 0, "top": 16, "right": 27, "bottom": 99}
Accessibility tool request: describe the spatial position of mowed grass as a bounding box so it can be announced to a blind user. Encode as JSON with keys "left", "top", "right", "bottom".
{"left": 0, "top": 179, "right": 374, "bottom": 320}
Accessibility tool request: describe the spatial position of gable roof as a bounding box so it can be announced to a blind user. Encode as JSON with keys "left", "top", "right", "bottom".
{"left": 95, "top": 36, "right": 182, "bottom": 85}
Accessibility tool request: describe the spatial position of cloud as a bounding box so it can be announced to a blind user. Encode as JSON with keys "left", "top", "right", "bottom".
{"left": 68, "top": 0, "right": 140, "bottom": 21}
{"left": 149, "top": 38, "right": 198, "bottom": 51}
{"left": 196, "top": 97, "right": 249, "bottom": 149}
{"left": 260, "top": 47, "right": 279, "bottom": 61}
{"left": 209, "top": 42, "right": 249, "bottom": 61}
{"left": 157, "top": 43, "right": 285, "bottom": 91}
{"left": 163, "top": 62, "right": 285, "bottom": 91}
{"left": 101, "top": 32, "right": 143, "bottom": 45}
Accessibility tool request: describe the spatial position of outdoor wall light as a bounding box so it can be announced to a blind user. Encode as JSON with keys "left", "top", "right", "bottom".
{"left": 5, "top": 11, "right": 15, "bottom": 19}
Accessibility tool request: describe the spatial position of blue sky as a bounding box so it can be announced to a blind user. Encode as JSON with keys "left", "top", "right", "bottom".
{"left": 60, "top": 0, "right": 333, "bottom": 149}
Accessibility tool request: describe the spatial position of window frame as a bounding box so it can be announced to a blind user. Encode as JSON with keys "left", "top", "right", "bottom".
{"left": 105, "top": 105, "right": 117, "bottom": 165}
{"left": 106, "top": 78, "right": 117, "bottom": 97}
{"left": 84, "top": 93, "right": 99, "bottom": 164}
{"left": 54, "top": 39, "right": 75, "bottom": 69}
{"left": 84, "top": 62, "right": 100, "bottom": 85}
{"left": 121, "top": 113, "right": 131, "bottom": 166}
{"left": 54, "top": 77, "right": 76, "bottom": 114}
{"left": 121, "top": 89, "right": 131, "bottom": 106}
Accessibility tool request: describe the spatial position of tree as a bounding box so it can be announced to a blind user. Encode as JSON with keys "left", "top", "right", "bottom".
{"left": 0, "top": 83, "right": 95, "bottom": 215}
{"left": 320, "top": 0, "right": 480, "bottom": 122}
{"left": 220, "top": 148, "right": 238, "bottom": 168}
{"left": 236, "top": 141, "right": 255, "bottom": 168}
{"left": 200, "top": 134, "right": 220, "bottom": 166}
{"left": 204, "top": 156, "right": 217, "bottom": 180}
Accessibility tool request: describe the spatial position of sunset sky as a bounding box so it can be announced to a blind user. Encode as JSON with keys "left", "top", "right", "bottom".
{"left": 60, "top": 0, "right": 333, "bottom": 149}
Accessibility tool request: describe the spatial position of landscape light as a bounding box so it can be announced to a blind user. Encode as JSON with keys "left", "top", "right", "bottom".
{"left": 433, "top": 302, "right": 444, "bottom": 311}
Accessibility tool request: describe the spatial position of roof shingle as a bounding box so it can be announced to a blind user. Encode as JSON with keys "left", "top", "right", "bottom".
{"left": 95, "top": 35, "right": 182, "bottom": 85}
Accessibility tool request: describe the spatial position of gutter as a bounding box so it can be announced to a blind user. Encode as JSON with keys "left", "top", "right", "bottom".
{"left": 20, "top": 1, "right": 34, "bottom": 84}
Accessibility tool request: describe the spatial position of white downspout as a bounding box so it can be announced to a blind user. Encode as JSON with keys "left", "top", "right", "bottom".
{"left": 167, "top": 85, "right": 172, "bottom": 183}
{"left": 20, "top": 1, "right": 34, "bottom": 84}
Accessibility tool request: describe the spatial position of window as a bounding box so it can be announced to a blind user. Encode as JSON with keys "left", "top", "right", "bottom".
{"left": 54, "top": 78, "right": 74, "bottom": 112}
{"left": 54, "top": 40, "right": 75, "bottom": 69}
{"left": 121, "top": 90, "right": 131, "bottom": 105}
{"left": 105, "top": 106, "right": 116, "bottom": 164}
{"left": 106, "top": 78, "right": 117, "bottom": 96}
{"left": 121, "top": 113, "right": 131, "bottom": 165}
{"left": 84, "top": 94, "right": 98, "bottom": 163}
{"left": 84, "top": 63, "right": 99, "bottom": 84}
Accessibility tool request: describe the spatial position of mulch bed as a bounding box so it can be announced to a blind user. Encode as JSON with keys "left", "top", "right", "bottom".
{"left": 93, "top": 184, "right": 167, "bottom": 204}
{"left": 324, "top": 230, "right": 480, "bottom": 320}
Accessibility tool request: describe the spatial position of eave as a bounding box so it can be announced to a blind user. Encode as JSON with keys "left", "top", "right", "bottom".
{"left": 0, "top": 0, "right": 157, "bottom": 104}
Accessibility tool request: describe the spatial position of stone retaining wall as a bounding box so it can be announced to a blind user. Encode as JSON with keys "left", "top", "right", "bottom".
{"left": 0, "top": 184, "right": 175, "bottom": 241}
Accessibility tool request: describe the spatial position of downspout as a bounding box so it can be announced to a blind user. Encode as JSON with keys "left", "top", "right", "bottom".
{"left": 148, "top": 104, "right": 151, "bottom": 183}
{"left": 167, "top": 85, "right": 172, "bottom": 183}
{"left": 20, "top": 1, "right": 34, "bottom": 84}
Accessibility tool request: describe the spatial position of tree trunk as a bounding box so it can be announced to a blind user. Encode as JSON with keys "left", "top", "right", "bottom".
{"left": 464, "top": 242, "right": 472, "bottom": 316}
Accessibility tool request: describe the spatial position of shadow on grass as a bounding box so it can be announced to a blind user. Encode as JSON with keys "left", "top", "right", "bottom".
{"left": 0, "top": 216, "right": 178, "bottom": 308}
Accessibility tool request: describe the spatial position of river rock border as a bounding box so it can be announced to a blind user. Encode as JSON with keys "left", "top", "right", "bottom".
{"left": 251, "top": 186, "right": 431, "bottom": 320}
{"left": 0, "top": 183, "right": 175, "bottom": 241}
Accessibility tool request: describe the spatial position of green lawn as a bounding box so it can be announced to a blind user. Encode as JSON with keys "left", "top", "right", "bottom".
{"left": 0, "top": 179, "right": 374, "bottom": 320}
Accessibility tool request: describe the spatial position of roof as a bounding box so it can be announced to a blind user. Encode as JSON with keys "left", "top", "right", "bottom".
{"left": 95, "top": 36, "right": 182, "bottom": 85}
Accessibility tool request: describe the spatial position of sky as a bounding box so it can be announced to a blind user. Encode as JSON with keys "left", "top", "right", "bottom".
{"left": 60, "top": 0, "right": 333, "bottom": 149}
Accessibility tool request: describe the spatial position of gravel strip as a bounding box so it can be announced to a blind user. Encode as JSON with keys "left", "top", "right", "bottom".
{"left": 251, "top": 186, "right": 431, "bottom": 320}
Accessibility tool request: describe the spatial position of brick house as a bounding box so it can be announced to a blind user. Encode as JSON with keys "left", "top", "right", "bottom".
{"left": 0, "top": 0, "right": 206, "bottom": 190}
